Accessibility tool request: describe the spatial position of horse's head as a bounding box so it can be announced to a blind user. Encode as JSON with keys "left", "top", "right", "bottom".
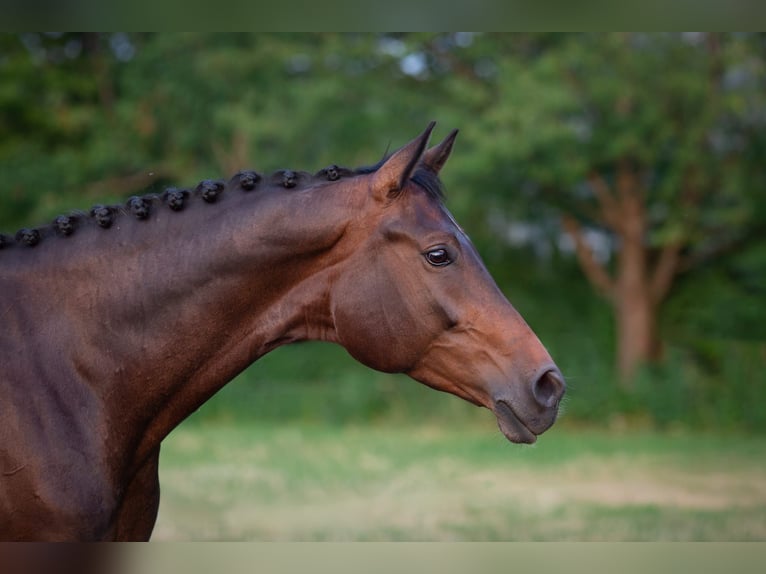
{"left": 330, "top": 123, "right": 565, "bottom": 444}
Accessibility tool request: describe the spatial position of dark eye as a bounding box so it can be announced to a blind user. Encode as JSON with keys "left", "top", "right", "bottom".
{"left": 425, "top": 248, "right": 452, "bottom": 267}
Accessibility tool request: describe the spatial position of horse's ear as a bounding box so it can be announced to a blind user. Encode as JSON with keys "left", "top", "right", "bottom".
{"left": 372, "top": 121, "right": 435, "bottom": 199}
{"left": 421, "top": 128, "right": 458, "bottom": 175}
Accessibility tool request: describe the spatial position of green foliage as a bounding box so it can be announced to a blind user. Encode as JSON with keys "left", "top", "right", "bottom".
{"left": 452, "top": 34, "right": 766, "bottom": 251}
{"left": 192, "top": 342, "right": 486, "bottom": 427}
{"left": 1, "top": 33, "right": 765, "bottom": 432}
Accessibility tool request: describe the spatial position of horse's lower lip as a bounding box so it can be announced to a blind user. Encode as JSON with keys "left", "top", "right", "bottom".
{"left": 494, "top": 400, "right": 537, "bottom": 444}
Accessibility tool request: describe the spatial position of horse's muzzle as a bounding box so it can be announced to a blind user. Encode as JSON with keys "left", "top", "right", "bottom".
{"left": 493, "top": 368, "right": 566, "bottom": 444}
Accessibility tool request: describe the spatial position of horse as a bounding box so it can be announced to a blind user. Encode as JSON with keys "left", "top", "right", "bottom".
{"left": 0, "top": 122, "right": 565, "bottom": 540}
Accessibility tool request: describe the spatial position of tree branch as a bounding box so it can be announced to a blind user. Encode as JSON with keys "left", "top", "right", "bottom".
{"left": 561, "top": 215, "right": 616, "bottom": 302}
{"left": 587, "top": 171, "right": 622, "bottom": 231}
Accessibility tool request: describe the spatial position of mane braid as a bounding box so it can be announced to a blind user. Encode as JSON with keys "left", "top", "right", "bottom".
{"left": 0, "top": 155, "right": 446, "bottom": 252}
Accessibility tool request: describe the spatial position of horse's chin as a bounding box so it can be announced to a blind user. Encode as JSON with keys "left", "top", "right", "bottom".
{"left": 493, "top": 400, "right": 538, "bottom": 445}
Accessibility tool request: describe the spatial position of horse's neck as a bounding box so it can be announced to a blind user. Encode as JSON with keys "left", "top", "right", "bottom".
{"left": 14, "top": 183, "right": 353, "bottom": 466}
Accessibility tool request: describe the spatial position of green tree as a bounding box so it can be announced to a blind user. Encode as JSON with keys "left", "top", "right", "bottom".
{"left": 448, "top": 33, "right": 766, "bottom": 385}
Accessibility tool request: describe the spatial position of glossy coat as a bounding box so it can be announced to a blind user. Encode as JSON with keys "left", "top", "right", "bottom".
{"left": 0, "top": 124, "right": 564, "bottom": 540}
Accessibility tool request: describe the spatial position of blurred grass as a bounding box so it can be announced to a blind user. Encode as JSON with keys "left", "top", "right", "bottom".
{"left": 155, "top": 421, "right": 766, "bottom": 541}
{"left": 166, "top": 317, "right": 766, "bottom": 541}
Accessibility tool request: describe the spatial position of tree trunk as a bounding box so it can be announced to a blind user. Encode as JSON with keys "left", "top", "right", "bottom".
{"left": 615, "top": 293, "right": 658, "bottom": 384}
{"left": 562, "top": 163, "right": 669, "bottom": 388}
{"left": 613, "top": 163, "right": 659, "bottom": 386}
{"left": 615, "top": 230, "right": 658, "bottom": 383}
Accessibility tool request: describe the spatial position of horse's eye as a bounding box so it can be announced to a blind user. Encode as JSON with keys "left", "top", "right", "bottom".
{"left": 425, "top": 248, "right": 452, "bottom": 267}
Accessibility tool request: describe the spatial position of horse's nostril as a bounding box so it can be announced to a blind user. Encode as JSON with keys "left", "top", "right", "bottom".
{"left": 532, "top": 369, "right": 566, "bottom": 409}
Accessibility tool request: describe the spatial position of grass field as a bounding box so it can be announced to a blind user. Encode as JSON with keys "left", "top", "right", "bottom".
{"left": 153, "top": 420, "right": 766, "bottom": 541}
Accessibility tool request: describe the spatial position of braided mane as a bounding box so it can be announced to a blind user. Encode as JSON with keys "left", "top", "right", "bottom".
{"left": 0, "top": 160, "right": 445, "bottom": 252}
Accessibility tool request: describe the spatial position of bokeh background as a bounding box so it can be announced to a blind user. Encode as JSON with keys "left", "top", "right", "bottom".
{"left": 2, "top": 33, "right": 765, "bottom": 540}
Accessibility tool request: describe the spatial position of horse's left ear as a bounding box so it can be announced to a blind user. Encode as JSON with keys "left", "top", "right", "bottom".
{"left": 421, "top": 129, "right": 459, "bottom": 175}
{"left": 372, "top": 121, "right": 435, "bottom": 199}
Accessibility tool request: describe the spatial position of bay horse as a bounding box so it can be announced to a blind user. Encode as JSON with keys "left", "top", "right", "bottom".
{"left": 0, "top": 123, "right": 564, "bottom": 541}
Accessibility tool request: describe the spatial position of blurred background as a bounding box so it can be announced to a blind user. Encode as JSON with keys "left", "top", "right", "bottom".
{"left": 2, "top": 33, "right": 765, "bottom": 540}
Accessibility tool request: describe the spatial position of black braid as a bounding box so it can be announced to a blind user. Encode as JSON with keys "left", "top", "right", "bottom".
{"left": 197, "top": 180, "right": 224, "bottom": 203}
{"left": 164, "top": 187, "right": 189, "bottom": 211}
{"left": 231, "top": 170, "right": 260, "bottom": 191}
{"left": 16, "top": 228, "right": 40, "bottom": 247}
{"left": 128, "top": 196, "right": 151, "bottom": 220}
{"left": 91, "top": 205, "right": 115, "bottom": 229}
{"left": 53, "top": 215, "right": 77, "bottom": 236}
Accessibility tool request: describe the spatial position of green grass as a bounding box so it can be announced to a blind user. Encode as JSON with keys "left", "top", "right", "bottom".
{"left": 154, "top": 420, "right": 766, "bottom": 541}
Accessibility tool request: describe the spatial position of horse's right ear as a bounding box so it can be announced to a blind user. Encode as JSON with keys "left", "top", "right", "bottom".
{"left": 421, "top": 128, "right": 458, "bottom": 175}
{"left": 372, "top": 121, "right": 435, "bottom": 200}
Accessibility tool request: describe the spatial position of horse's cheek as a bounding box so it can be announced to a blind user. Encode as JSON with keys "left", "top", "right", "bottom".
{"left": 332, "top": 269, "right": 425, "bottom": 373}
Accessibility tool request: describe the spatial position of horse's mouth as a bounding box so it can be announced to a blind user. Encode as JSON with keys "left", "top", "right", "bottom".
{"left": 493, "top": 400, "right": 537, "bottom": 444}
